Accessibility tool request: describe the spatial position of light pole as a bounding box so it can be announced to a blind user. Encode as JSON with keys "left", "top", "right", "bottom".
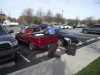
{"left": 62, "top": 10, "right": 64, "bottom": 24}
{"left": 62, "top": 10, "right": 64, "bottom": 18}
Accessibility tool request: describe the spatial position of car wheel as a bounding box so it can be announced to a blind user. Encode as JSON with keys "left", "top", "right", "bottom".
{"left": 83, "top": 30, "right": 88, "bottom": 34}
{"left": 58, "top": 39, "right": 63, "bottom": 47}
{"left": 29, "top": 42, "right": 36, "bottom": 51}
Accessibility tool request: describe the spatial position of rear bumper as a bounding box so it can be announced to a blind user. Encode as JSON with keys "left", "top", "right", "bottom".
{"left": 35, "top": 43, "right": 58, "bottom": 51}
{"left": 0, "top": 46, "right": 20, "bottom": 62}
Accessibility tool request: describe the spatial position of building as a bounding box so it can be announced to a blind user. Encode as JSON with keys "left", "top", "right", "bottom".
{"left": 0, "top": 14, "right": 8, "bottom": 21}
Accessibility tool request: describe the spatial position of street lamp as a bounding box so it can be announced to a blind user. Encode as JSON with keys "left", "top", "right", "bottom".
{"left": 62, "top": 10, "right": 64, "bottom": 18}
{"left": 61, "top": 10, "right": 64, "bottom": 24}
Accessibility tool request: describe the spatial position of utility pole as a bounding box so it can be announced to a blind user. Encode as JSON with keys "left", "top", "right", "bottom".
{"left": 62, "top": 10, "right": 64, "bottom": 24}
{"left": 62, "top": 10, "right": 64, "bottom": 18}
{"left": 9, "top": 11, "right": 10, "bottom": 17}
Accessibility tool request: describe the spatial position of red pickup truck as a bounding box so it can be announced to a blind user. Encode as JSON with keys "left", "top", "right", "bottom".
{"left": 15, "top": 26, "right": 58, "bottom": 51}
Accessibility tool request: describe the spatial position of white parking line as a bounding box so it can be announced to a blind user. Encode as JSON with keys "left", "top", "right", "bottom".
{"left": 86, "top": 38, "right": 95, "bottom": 42}
{"left": 97, "top": 37, "right": 100, "bottom": 39}
{"left": 77, "top": 42, "right": 83, "bottom": 46}
{"left": 0, "top": 61, "right": 15, "bottom": 69}
{"left": 36, "top": 52, "right": 48, "bottom": 58}
{"left": 20, "top": 54, "right": 30, "bottom": 63}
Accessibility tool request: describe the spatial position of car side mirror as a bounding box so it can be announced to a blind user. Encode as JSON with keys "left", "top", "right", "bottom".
{"left": 9, "top": 30, "right": 14, "bottom": 33}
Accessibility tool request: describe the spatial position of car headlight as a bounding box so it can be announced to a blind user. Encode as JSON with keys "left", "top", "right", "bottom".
{"left": 12, "top": 40, "right": 18, "bottom": 46}
{"left": 64, "top": 37, "right": 71, "bottom": 42}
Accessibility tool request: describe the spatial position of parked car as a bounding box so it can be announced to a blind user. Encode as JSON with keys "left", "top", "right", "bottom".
{"left": 15, "top": 26, "right": 58, "bottom": 52}
{"left": 0, "top": 24, "right": 20, "bottom": 62}
{"left": 82, "top": 24, "right": 100, "bottom": 34}
{"left": 76, "top": 24, "right": 86, "bottom": 28}
{"left": 64, "top": 25, "right": 73, "bottom": 29}
{"left": 44, "top": 28, "right": 78, "bottom": 47}
{"left": 53, "top": 24, "right": 63, "bottom": 28}
{"left": 69, "top": 24, "right": 77, "bottom": 28}
{"left": 20, "top": 24, "right": 29, "bottom": 29}
{"left": 39, "top": 24, "right": 48, "bottom": 30}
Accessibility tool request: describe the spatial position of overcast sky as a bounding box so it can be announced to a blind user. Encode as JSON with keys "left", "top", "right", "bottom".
{"left": 0, "top": 0, "right": 100, "bottom": 19}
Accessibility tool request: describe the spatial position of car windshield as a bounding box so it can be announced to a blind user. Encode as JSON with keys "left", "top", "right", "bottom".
{"left": 55, "top": 29, "right": 69, "bottom": 34}
{"left": 0, "top": 25, "right": 8, "bottom": 35}
{"left": 24, "top": 25, "right": 28, "bottom": 26}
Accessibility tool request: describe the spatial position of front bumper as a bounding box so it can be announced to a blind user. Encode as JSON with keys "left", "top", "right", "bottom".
{"left": 0, "top": 46, "right": 20, "bottom": 62}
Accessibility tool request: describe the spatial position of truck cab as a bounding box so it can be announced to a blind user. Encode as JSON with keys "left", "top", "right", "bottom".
{"left": 0, "top": 24, "right": 20, "bottom": 62}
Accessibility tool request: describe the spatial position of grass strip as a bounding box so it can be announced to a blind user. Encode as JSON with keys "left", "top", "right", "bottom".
{"left": 75, "top": 57, "right": 100, "bottom": 75}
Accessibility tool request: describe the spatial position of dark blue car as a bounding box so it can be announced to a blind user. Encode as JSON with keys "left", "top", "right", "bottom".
{"left": 44, "top": 28, "right": 78, "bottom": 47}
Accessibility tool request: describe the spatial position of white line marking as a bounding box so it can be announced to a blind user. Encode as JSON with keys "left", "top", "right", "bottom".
{"left": 86, "top": 38, "right": 95, "bottom": 42}
{"left": 7, "top": 58, "right": 55, "bottom": 75}
{"left": 97, "top": 37, "right": 100, "bottom": 39}
{"left": 59, "top": 47, "right": 66, "bottom": 49}
{"left": 20, "top": 54, "right": 30, "bottom": 62}
{"left": 0, "top": 61, "right": 15, "bottom": 69}
{"left": 36, "top": 52, "right": 48, "bottom": 58}
{"left": 77, "top": 42, "right": 83, "bottom": 46}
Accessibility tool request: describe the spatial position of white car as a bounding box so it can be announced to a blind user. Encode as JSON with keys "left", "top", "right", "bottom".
{"left": 64, "top": 25, "right": 73, "bottom": 29}
{"left": 53, "top": 24, "right": 64, "bottom": 28}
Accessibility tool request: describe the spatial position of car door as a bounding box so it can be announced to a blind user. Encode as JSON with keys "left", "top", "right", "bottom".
{"left": 88, "top": 25, "right": 98, "bottom": 33}
{"left": 17, "top": 29, "right": 26, "bottom": 42}
{"left": 95, "top": 25, "right": 100, "bottom": 33}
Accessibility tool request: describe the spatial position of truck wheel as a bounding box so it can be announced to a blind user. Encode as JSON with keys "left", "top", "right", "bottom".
{"left": 13, "top": 52, "right": 20, "bottom": 63}
{"left": 15, "top": 36, "right": 20, "bottom": 43}
{"left": 58, "top": 39, "right": 63, "bottom": 47}
{"left": 29, "top": 42, "right": 36, "bottom": 51}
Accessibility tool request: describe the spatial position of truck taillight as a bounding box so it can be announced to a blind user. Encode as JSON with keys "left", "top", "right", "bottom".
{"left": 38, "top": 39, "right": 41, "bottom": 44}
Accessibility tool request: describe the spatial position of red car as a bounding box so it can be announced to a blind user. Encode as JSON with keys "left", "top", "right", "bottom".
{"left": 15, "top": 26, "right": 58, "bottom": 51}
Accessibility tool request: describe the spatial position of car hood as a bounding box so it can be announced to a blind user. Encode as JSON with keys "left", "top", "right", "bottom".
{"left": 60, "top": 33, "right": 77, "bottom": 39}
{"left": 0, "top": 35, "right": 15, "bottom": 42}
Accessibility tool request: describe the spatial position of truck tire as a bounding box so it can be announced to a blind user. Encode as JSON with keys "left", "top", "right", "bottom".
{"left": 48, "top": 43, "right": 57, "bottom": 58}
{"left": 29, "top": 42, "right": 36, "bottom": 51}
{"left": 15, "top": 36, "right": 20, "bottom": 43}
{"left": 13, "top": 52, "right": 20, "bottom": 63}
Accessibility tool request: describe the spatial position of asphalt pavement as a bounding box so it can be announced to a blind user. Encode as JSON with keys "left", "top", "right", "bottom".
{"left": 8, "top": 40, "right": 100, "bottom": 75}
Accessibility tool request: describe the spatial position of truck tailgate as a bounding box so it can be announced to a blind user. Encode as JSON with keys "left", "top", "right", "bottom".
{"left": 39, "top": 35, "right": 58, "bottom": 46}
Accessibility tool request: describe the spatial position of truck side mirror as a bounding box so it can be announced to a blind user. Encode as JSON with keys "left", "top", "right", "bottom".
{"left": 9, "top": 30, "right": 14, "bottom": 33}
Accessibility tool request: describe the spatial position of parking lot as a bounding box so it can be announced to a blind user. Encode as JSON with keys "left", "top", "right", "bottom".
{"left": 0, "top": 26, "right": 100, "bottom": 75}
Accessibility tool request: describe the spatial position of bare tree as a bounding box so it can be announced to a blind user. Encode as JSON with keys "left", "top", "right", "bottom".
{"left": 36, "top": 8, "right": 44, "bottom": 24}
{"left": 55, "top": 13, "right": 62, "bottom": 24}
{"left": 74, "top": 17, "right": 80, "bottom": 24}
{"left": 45, "top": 10, "right": 53, "bottom": 24}
{"left": 21, "top": 8, "right": 33, "bottom": 25}
{"left": 85, "top": 17, "right": 95, "bottom": 24}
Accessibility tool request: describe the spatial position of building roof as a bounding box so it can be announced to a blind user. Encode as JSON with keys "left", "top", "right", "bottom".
{"left": 0, "top": 14, "right": 6, "bottom": 16}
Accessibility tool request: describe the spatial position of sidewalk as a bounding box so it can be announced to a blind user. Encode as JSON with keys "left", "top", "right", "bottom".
{"left": 8, "top": 41, "right": 100, "bottom": 75}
